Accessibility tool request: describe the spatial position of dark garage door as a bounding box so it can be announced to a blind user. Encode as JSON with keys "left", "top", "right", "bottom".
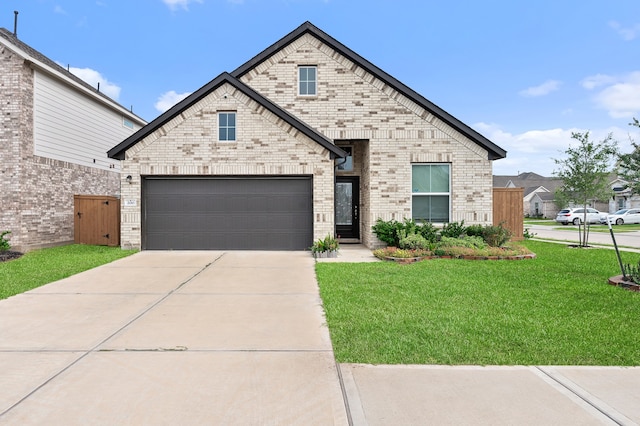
{"left": 143, "top": 177, "right": 313, "bottom": 250}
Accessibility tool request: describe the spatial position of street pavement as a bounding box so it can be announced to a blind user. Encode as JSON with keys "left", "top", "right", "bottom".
{"left": 526, "top": 222, "right": 640, "bottom": 251}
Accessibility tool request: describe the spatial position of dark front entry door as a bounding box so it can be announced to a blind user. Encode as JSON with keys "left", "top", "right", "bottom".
{"left": 335, "top": 176, "right": 360, "bottom": 239}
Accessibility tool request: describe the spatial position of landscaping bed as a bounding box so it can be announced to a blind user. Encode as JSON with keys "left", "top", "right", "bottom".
{"left": 0, "top": 251, "right": 23, "bottom": 263}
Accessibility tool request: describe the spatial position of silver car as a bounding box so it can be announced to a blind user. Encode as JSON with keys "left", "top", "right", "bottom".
{"left": 606, "top": 208, "right": 640, "bottom": 225}
{"left": 555, "top": 208, "right": 606, "bottom": 225}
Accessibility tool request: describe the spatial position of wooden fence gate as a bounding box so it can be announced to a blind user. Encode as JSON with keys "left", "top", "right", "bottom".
{"left": 74, "top": 195, "right": 120, "bottom": 246}
{"left": 493, "top": 188, "right": 524, "bottom": 241}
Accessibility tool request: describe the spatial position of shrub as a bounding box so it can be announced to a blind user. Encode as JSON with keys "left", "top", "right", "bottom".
{"left": 464, "top": 224, "right": 484, "bottom": 238}
{"left": 437, "top": 235, "right": 486, "bottom": 250}
{"left": 372, "top": 218, "right": 428, "bottom": 246}
{"left": 440, "top": 221, "right": 466, "bottom": 238}
{"left": 482, "top": 223, "right": 512, "bottom": 247}
{"left": 0, "top": 231, "right": 11, "bottom": 252}
{"left": 372, "top": 219, "right": 403, "bottom": 246}
{"left": 416, "top": 222, "right": 439, "bottom": 243}
{"left": 398, "top": 232, "right": 431, "bottom": 250}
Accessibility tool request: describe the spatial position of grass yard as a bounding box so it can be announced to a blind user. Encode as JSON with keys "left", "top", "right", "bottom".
{"left": 0, "top": 244, "right": 137, "bottom": 300}
{"left": 316, "top": 240, "right": 640, "bottom": 366}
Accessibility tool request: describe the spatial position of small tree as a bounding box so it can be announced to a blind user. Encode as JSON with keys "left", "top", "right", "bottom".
{"left": 553, "top": 131, "right": 618, "bottom": 247}
{"left": 617, "top": 118, "right": 640, "bottom": 196}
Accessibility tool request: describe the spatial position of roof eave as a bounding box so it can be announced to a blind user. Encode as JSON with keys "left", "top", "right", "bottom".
{"left": 108, "top": 72, "right": 346, "bottom": 160}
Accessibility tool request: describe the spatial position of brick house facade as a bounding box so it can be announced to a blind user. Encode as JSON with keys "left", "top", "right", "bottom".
{"left": 109, "top": 22, "right": 506, "bottom": 250}
{"left": 0, "top": 28, "right": 145, "bottom": 252}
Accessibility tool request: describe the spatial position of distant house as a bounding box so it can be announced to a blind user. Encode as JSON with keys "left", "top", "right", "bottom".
{"left": 0, "top": 28, "right": 146, "bottom": 251}
{"left": 493, "top": 172, "right": 564, "bottom": 218}
{"left": 108, "top": 21, "right": 506, "bottom": 250}
{"left": 608, "top": 177, "right": 640, "bottom": 212}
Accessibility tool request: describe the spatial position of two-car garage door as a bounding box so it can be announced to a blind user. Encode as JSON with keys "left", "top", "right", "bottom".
{"left": 143, "top": 177, "right": 313, "bottom": 250}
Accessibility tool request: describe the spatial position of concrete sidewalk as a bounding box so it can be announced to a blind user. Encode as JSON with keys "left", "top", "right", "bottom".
{"left": 1, "top": 249, "right": 639, "bottom": 425}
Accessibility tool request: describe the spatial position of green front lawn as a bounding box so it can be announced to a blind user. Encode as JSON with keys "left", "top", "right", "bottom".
{"left": 0, "top": 244, "right": 137, "bottom": 300}
{"left": 317, "top": 240, "right": 640, "bottom": 366}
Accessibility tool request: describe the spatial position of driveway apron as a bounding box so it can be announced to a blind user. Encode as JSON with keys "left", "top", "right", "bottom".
{"left": 0, "top": 251, "right": 349, "bottom": 425}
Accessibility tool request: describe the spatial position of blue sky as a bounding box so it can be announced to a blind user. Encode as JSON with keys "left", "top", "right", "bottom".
{"left": 3, "top": 0, "right": 639, "bottom": 176}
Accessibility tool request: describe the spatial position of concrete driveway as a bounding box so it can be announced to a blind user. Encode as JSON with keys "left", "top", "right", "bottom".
{"left": 0, "top": 251, "right": 348, "bottom": 425}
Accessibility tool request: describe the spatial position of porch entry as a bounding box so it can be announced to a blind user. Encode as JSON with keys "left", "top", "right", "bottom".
{"left": 335, "top": 176, "right": 360, "bottom": 239}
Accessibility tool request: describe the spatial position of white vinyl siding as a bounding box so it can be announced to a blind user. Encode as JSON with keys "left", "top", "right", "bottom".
{"left": 33, "top": 71, "right": 143, "bottom": 171}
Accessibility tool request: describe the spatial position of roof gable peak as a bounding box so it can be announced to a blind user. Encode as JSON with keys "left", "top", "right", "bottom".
{"left": 231, "top": 21, "right": 505, "bottom": 161}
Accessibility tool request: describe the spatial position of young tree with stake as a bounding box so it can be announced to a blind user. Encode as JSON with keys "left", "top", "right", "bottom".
{"left": 553, "top": 131, "right": 618, "bottom": 247}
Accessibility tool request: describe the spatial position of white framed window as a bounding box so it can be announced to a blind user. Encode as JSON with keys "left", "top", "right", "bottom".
{"left": 122, "top": 117, "right": 134, "bottom": 130}
{"left": 411, "top": 164, "right": 451, "bottom": 223}
{"left": 298, "top": 66, "right": 317, "bottom": 96}
{"left": 218, "top": 112, "right": 236, "bottom": 141}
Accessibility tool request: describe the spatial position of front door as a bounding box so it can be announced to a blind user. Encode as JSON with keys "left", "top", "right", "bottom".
{"left": 335, "top": 176, "right": 360, "bottom": 239}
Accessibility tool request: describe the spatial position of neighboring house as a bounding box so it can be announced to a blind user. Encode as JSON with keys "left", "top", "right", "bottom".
{"left": 108, "top": 22, "right": 506, "bottom": 250}
{"left": 493, "top": 172, "right": 564, "bottom": 218}
{"left": 608, "top": 177, "right": 640, "bottom": 212}
{"left": 0, "top": 28, "right": 146, "bottom": 251}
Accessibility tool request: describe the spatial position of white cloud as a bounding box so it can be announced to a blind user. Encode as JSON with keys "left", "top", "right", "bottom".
{"left": 154, "top": 90, "right": 191, "bottom": 112}
{"left": 609, "top": 20, "right": 640, "bottom": 41}
{"left": 65, "top": 66, "right": 121, "bottom": 100}
{"left": 584, "top": 72, "right": 640, "bottom": 119}
{"left": 518, "top": 80, "right": 562, "bottom": 98}
{"left": 54, "top": 5, "right": 67, "bottom": 14}
{"left": 162, "top": 0, "right": 203, "bottom": 11}
{"left": 475, "top": 123, "right": 632, "bottom": 176}
{"left": 581, "top": 74, "right": 617, "bottom": 90}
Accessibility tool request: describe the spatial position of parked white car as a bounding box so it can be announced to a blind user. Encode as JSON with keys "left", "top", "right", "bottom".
{"left": 555, "top": 208, "right": 607, "bottom": 225}
{"left": 606, "top": 208, "right": 640, "bottom": 225}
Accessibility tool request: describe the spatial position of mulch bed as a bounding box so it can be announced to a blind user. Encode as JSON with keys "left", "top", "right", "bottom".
{"left": 0, "top": 251, "right": 23, "bottom": 262}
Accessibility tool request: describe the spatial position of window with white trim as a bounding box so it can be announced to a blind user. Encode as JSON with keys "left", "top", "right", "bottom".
{"left": 298, "top": 66, "right": 317, "bottom": 96}
{"left": 218, "top": 112, "right": 236, "bottom": 141}
{"left": 411, "top": 164, "right": 450, "bottom": 223}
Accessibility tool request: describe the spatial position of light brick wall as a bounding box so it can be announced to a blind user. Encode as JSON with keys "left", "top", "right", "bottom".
{"left": 0, "top": 46, "right": 119, "bottom": 252}
{"left": 120, "top": 83, "right": 335, "bottom": 250}
{"left": 239, "top": 33, "right": 494, "bottom": 247}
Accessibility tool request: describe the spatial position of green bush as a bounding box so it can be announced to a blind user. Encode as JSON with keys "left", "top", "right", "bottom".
{"left": 372, "top": 219, "right": 403, "bottom": 246}
{"left": 482, "top": 223, "right": 512, "bottom": 247}
{"left": 440, "top": 221, "right": 466, "bottom": 238}
{"left": 437, "top": 235, "right": 486, "bottom": 250}
{"left": 0, "top": 231, "right": 11, "bottom": 252}
{"left": 416, "top": 221, "right": 439, "bottom": 243}
{"left": 464, "top": 224, "right": 484, "bottom": 238}
{"left": 398, "top": 232, "right": 431, "bottom": 250}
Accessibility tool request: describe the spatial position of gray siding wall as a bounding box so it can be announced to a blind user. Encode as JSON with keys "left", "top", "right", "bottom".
{"left": 33, "top": 70, "right": 141, "bottom": 171}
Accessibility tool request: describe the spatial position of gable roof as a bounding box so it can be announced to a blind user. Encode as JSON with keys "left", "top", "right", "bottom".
{"left": 108, "top": 72, "right": 346, "bottom": 160}
{"left": 493, "top": 172, "right": 563, "bottom": 193}
{"left": 0, "top": 28, "right": 145, "bottom": 124}
{"left": 232, "top": 21, "right": 506, "bottom": 161}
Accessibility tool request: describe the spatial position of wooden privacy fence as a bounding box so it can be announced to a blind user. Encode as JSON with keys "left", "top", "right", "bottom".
{"left": 493, "top": 188, "right": 524, "bottom": 241}
{"left": 74, "top": 195, "right": 120, "bottom": 246}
